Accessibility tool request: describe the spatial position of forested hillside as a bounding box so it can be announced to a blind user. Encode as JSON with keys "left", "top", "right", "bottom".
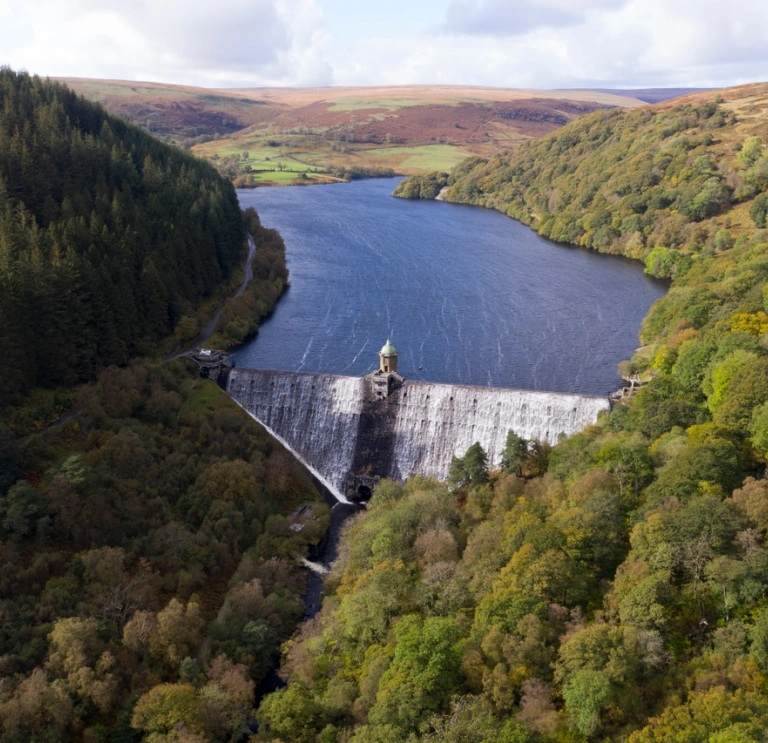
{"left": 249, "top": 88, "right": 768, "bottom": 742}
{"left": 0, "top": 69, "right": 245, "bottom": 401}
{"left": 0, "top": 361, "right": 327, "bottom": 742}
{"left": 395, "top": 84, "right": 768, "bottom": 279}
{"left": 0, "top": 69, "right": 320, "bottom": 742}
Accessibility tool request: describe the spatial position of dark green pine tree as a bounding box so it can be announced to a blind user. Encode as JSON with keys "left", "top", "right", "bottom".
{"left": 0, "top": 68, "right": 246, "bottom": 392}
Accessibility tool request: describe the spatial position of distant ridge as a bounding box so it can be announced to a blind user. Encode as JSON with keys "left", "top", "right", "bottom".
{"left": 59, "top": 77, "right": 643, "bottom": 185}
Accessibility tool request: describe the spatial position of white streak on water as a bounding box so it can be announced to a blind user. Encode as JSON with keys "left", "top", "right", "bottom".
{"left": 342, "top": 340, "right": 370, "bottom": 372}
{"left": 297, "top": 338, "right": 313, "bottom": 372}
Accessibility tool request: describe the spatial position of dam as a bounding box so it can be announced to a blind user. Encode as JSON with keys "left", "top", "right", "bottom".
{"left": 226, "top": 340, "right": 609, "bottom": 499}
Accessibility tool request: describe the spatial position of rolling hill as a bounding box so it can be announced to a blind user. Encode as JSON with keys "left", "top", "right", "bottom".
{"left": 397, "top": 82, "right": 768, "bottom": 267}
{"left": 61, "top": 79, "right": 655, "bottom": 185}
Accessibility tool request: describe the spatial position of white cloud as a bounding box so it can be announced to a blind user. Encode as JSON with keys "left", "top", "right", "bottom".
{"left": 329, "top": 0, "right": 768, "bottom": 88}
{"left": 442, "top": 0, "right": 630, "bottom": 37}
{"left": 0, "top": 0, "right": 767, "bottom": 89}
{"left": 0, "top": 0, "right": 333, "bottom": 87}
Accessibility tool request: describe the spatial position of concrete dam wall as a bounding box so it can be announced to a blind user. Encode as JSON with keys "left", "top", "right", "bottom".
{"left": 227, "top": 368, "right": 610, "bottom": 497}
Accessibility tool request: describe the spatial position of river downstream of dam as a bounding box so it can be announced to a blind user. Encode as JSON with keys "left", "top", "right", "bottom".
{"left": 234, "top": 178, "right": 666, "bottom": 396}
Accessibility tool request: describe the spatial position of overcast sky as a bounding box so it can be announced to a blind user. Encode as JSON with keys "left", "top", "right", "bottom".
{"left": 1, "top": 0, "right": 767, "bottom": 90}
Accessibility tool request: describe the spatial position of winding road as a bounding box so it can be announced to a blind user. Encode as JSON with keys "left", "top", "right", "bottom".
{"left": 166, "top": 234, "right": 256, "bottom": 361}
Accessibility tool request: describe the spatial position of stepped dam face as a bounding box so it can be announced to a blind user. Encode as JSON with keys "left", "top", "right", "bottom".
{"left": 227, "top": 368, "right": 610, "bottom": 498}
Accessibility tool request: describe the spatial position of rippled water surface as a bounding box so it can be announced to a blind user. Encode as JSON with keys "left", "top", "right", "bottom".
{"left": 234, "top": 178, "right": 666, "bottom": 395}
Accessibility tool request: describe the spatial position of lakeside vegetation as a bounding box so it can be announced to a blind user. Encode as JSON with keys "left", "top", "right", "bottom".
{"left": 248, "top": 88, "right": 768, "bottom": 741}
{"left": 169, "top": 206, "right": 289, "bottom": 355}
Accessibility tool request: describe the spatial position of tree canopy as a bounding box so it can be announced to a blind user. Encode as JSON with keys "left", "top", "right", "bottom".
{"left": 0, "top": 69, "right": 245, "bottom": 399}
{"left": 257, "top": 94, "right": 768, "bottom": 742}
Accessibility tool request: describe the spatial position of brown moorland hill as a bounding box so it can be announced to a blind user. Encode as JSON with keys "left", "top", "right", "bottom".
{"left": 59, "top": 78, "right": 648, "bottom": 185}
{"left": 59, "top": 77, "right": 286, "bottom": 141}
{"left": 189, "top": 85, "right": 647, "bottom": 184}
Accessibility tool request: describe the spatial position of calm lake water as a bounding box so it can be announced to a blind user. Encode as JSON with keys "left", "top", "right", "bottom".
{"left": 234, "top": 178, "right": 666, "bottom": 396}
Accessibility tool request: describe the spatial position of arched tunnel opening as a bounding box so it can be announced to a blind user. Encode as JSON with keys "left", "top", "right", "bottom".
{"left": 357, "top": 485, "right": 372, "bottom": 500}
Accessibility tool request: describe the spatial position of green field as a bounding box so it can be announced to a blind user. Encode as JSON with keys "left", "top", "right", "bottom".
{"left": 327, "top": 97, "right": 425, "bottom": 112}
{"left": 363, "top": 144, "right": 472, "bottom": 171}
{"left": 193, "top": 139, "right": 331, "bottom": 183}
{"left": 194, "top": 135, "right": 473, "bottom": 182}
{"left": 251, "top": 170, "right": 317, "bottom": 184}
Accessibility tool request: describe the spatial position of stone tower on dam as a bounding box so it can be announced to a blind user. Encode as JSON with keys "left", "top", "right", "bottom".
{"left": 226, "top": 341, "right": 610, "bottom": 500}
{"left": 370, "top": 339, "right": 403, "bottom": 399}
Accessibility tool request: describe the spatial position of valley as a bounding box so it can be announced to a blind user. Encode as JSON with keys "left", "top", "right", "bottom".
{"left": 61, "top": 78, "right": 656, "bottom": 185}
{"left": 5, "top": 66, "right": 768, "bottom": 742}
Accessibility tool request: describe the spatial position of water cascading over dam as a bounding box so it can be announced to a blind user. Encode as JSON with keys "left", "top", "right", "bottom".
{"left": 227, "top": 367, "right": 609, "bottom": 498}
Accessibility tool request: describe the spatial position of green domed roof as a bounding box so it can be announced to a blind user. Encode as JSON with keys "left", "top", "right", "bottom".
{"left": 380, "top": 339, "right": 397, "bottom": 356}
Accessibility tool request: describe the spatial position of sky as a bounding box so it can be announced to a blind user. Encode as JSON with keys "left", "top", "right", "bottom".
{"left": 1, "top": 0, "right": 767, "bottom": 90}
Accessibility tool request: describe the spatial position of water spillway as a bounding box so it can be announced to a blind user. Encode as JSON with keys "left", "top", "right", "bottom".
{"left": 389, "top": 381, "right": 609, "bottom": 483}
{"left": 227, "top": 367, "right": 609, "bottom": 495}
{"left": 227, "top": 369, "right": 365, "bottom": 498}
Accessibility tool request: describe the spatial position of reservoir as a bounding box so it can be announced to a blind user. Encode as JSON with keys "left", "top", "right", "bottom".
{"left": 234, "top": 178, "right": 665, "bottom": 396}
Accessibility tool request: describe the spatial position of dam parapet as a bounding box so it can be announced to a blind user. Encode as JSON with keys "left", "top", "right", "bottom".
{"left": 227, "top": 367, "right": 609, "bottom": 497}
